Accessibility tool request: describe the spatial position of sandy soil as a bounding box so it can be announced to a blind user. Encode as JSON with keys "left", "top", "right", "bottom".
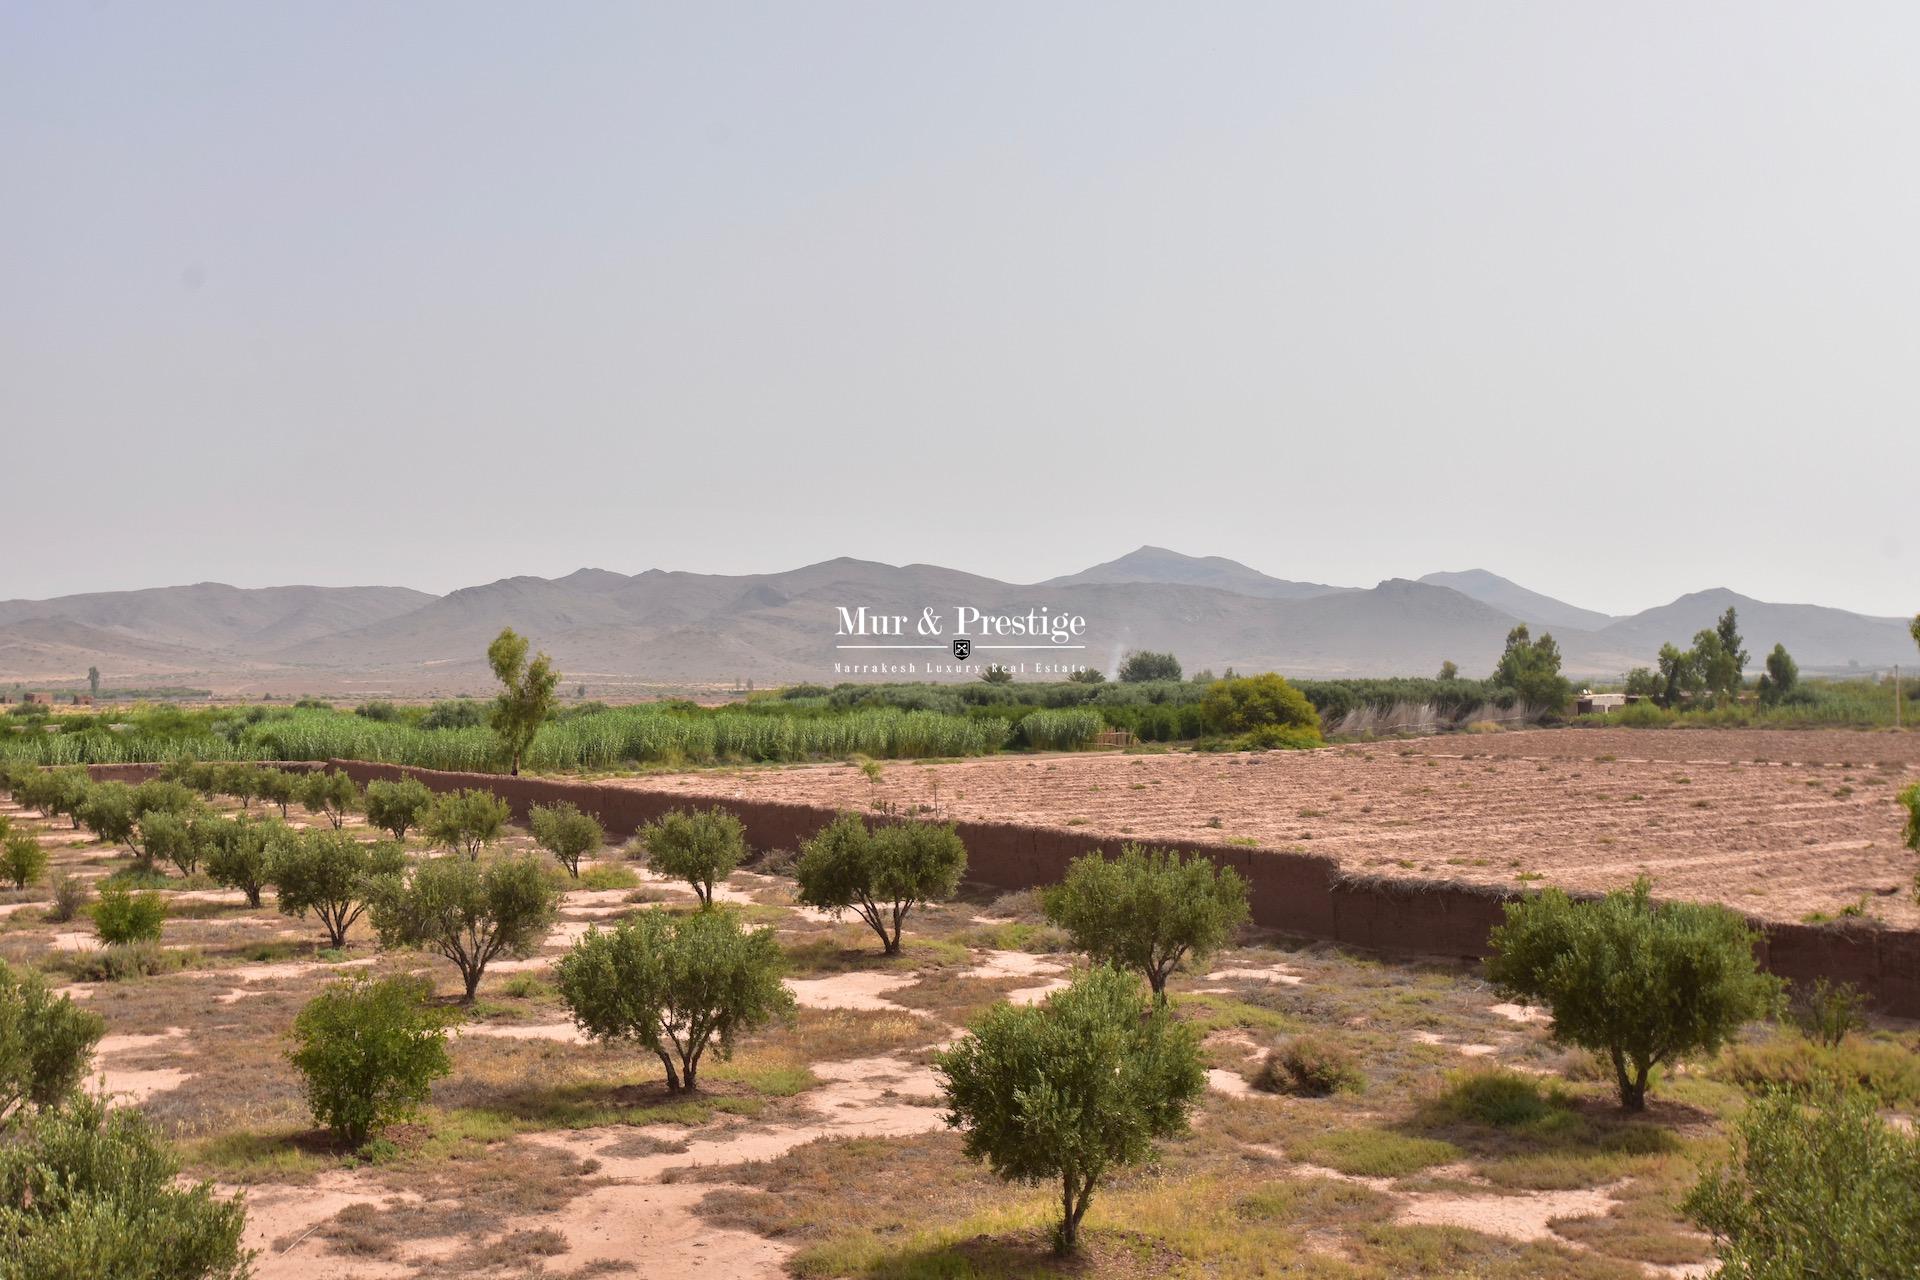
{"left": 611, "top": 728, "right": 1920, "bottom": 926}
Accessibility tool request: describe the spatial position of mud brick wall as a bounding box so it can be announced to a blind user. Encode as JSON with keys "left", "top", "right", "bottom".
{"left": 320, "top": 759, "right": 1920, "bottom": 1015}
{"left": 81, "top": 762, "right": 325, "bottom": 784}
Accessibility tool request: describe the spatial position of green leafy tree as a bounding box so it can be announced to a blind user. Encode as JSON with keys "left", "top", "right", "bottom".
{"left": 255, "top": 768, "right": 300, "bottom": 818}
{"left": 1492, "top": 624, "right": 1573, "bottom": 713}
{"left": 129, "top": 780, "right": 197, "bottom": 823}
{"left": 1117, "top": 650, "right": 1182, "bottom": 683}
{"left": 423, "top": 788, "right": 510, "bottom": 861}
{"left": 1624, "top": 667, "right": 1663, "bottom": 699}
{"left": 1757, "top": 643, "right": 1799, "bottom": 705}
{"left": 0, "top": 959, "right": 105, "bottom": 1127}
{"left": 287, "top": 973, "right": 455, "bottom": 1147}
{"left": 1691, "top": 624, "right": 1743, "bottom": 706}
{"left": 299, "top": 771, "right": 361, "bottom": 831}
{"left": 1196, "top": 673, "right": 1323, "bottom": 739}
{"left": 1437, "top": 659, "right": 1459, "bottom": 681}
{"left": 268, "top": 830, "right": 405, "bottom": 948}
{"left": 556, "top": 908, "right": 794, "bottom": 1092}
{"left": 639, "top": 807, "right": 745, "bottom": 905}
{"left": 76, "top": 783, "right": 138, "bottom": 856}
{"left": 137, "top": 809, "right": 214, "bottom": 877}
{"left": 214, "top": 763, "right": 263, "bottom": 811}
{"left": 794, "top": 813, "right": 967, "bottom": 954}
{"left": 364, "top": 777, "right": 434, "bottom": 842}
{"left": 1067, "top": 667, "right": 1106, "bottom": 685}
{"left": 1485, "top": 879, "right": 1779, "bottom": 1110}
{"left": 0, "top": 1093, "right": 252, "bottom": 1280}
{"left": 1716, "top": 607, "right": 1749, "bottom": 684}
{"left": 1911, "top": 612, "right": 1919, "bottom": 655}
{"left": 85, "top": 666, "right": 99, "bottom": 699}
{"left": 935, "top": 965, "right": 1204, "bottom": 1253}
{"left": 46, "top": 768, "right": 91, "bottom": 830}
{"left": 368, "top": 854, "right": 560, "bottom": 1001}
{"left": 89, "top": 886, "right": 167, "bottom": 946}
{"left": 1657, "top": 641, "right": 1700, "bottom": 708}
{"left": 529, "top": 801, "right": 604, "bottom": 878}
{"left": 486, "top": 627, "right": 559, "bottom": 776}
{"left": 1042, "top": 844, "right": 1249, "bottom": 1002}
{"left": 1684, "top": 1086, "right": 1920, "bottom": 1279}
{"left": 0, "top": 833, "right": 47, "bottom": 890}
{"left": 205, "top": 815, "right": 290, "bottom": 908}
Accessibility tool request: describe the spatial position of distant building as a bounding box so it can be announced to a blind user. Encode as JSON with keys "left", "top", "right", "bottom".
{"left": 1576, "top": 693, "right": 1627, "bottom": 715}
{"left": 22, "top": 692, "right": 53, "bottom": 706}
{"left": 71, "top": 694, "right": 94, "bottom": 706}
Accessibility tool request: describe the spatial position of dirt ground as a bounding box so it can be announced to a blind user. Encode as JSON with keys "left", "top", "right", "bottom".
{"left": 1, "top": 732, "right": 1915, "bottom": 1278}
{"left": 610, "top": 727, "right": 1920, "bottom": 928}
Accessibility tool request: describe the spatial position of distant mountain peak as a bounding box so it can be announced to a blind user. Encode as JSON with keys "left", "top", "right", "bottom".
{"left": 1042, "top": 546, "right": 1354, "bottom": 601}
{"left": 1416, "top": 569, "right": 1613, "bottom": 633}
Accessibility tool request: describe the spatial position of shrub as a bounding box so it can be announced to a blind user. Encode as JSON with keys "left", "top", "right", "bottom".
{"left": 47, "top": 872, "right": 88, "bottom": 924}
{"left": 268, "top": 829, "right": 405, "bottom": 948}
{"left": 1491, "top": 624, "right": 1573, "bottom": 714}
{"left": 423, "top": 788, "right": 510, "bottom": 860}
{"left": 1685, "top": 1087, "right": 1920, "bottom": 1279}
{"left": 1118, "top": 651, "right": 1182, "bottom": 683}
{"left": 1715, "top": 1035, "right": 1920, "bottom": 1109}
{"left": 214, "top": 761, "right": 264, "bottom": 810}
{"left": 299, "top": 771, "right": 361, "bottom": 831}
{"left": 1425, "top": 1069, "right": 1572, "bottom": 1127}
{"left": 935, "top": 965, "right": 1204, "bottom": 1253}
{"left": 1255, "top": 1035, "right": 1364, "bottom": 1096}
{"left": 0, "top": 1093, "right": 251, "bottom": 1280}
{"left": 0, "top": 833, "right": 46, "bottom": 890}
{"left": 1042, "top": 844, "right": 1249, "bottom": 1001}
{"left": 1485, "top": 878, "right": 1780, "bottom": 1109}
{"left": 89, "top": 886, "right": 166, "bottom": 946}
{"left": 556, "top": 908, "right": 793, "bottom": 1092}
{"left": 1197, "top": 674, "right": 1323, "bottom": 741}
{"left": 55, "top": 943, "right": 185, "bottom": 985}
{"left": 1902, "top": 782, "right": 1919, "bottom": 857}
{"left": 420, "top": 699, "right": 487, "bottom": 730}
{"left": 205, "top": 815, "right": 288, "bottom": 908}
{"left": 287, "top": 973, "right": 455, "bottom": 1147}
{"left": 529, "top": 801, "right": 604, "bottom": 878}
{"left": 368, "top": 854, "right": 560, "bottom": 1001}
{"left": 1788, "top": 978, "right": 1868, "bottom": 1049}
{"left": 794, "top": 813, "right": 967, "bottom": 954}
{"left": 0, "top": 959, "right": 105, "bottom": 1126}
{"left": 639, "top": 807, "right": 744, "bottom": 905}
{"left": 364, "top": 778, "right": 434, "bottom": 842}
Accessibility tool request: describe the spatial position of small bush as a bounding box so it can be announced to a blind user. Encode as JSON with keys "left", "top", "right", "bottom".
{"left": 1715, "top": 1035, "right": 1920, "bottom": 1109}
{"left": 1788, "top": 978, "right": 1868, "bottom": 1049}
{"left": 89, "top": 886, "right": 166, "bottom": 946}
{"left": 287, "top": 973, "right": 455, "bottom": 1147}
{"left": 1685, "top": 1087, "right": 1920, "bottom": 1278}
{"left": 46, "top": 872, "right": 88, "bottom": 924}
{"left": 56, "top": 942, "right": 188, "bottom": 984}
{"left": 577, "top": 863, "right": 638, "bottom": 891}
{"left": 1198, "top": 674, "right": 1323, "bottom": 742}
{"left": 1254, "top": 1035, "right": 1364, "bottom": 1096}
{"left": 0, "top": 834, "right": 46, "bottom": 890}
{"left": 0, "top": 1093, "right": 251, "bottom": 1279}
{"left": 1426, "top": 1069, "right": 1573, "bottom": 1128}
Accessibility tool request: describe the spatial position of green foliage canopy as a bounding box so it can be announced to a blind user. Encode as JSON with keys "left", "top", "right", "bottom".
{"left": 795, "top": 813, "right": 967, "bottom": 954}
{"left": 1043, "top": 844, "right": 1249, "bottom": 1001}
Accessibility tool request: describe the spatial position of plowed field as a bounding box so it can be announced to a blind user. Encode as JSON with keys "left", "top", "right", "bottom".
{"left": 615, "top": 728, "right": 1920, "bottom": 927}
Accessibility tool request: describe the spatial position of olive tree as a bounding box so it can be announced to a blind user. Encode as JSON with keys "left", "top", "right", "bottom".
{"left": 1485, "top": 879, "right": 1779, "bottom": 1110}
{"left": 256, "top": 767, "right": 300, "bottom": 818}
{"left": 364, "top": 777, "right": 434, "bottom": 842}
{"left": 530, "top": 801, "right": 604, "bottom": 878}
{"left": 555, "top": 908, "right": 793, "bottom": 1093}
{"left": 287, "top": 973, "right": 455, "bottom": 1147}
{"left": 137, "top": 809, "right": 215, "bottom": 877}
{"left": 794, "top": 813, "right": 967, "bottom": 954}
{"left": 368, "top": 854, "right": 560, "bottom": 1001}
{"left": 1685, "top": 1086, "right": 1920, "bottom": 1279}
{"left": 423, "top": 788, "right": 510, "bottom": 861}
{"left": 487, "top": 627, "right": 558, "bottom": 776}
{"left": 206, "top": 815, "right": 291, "bottom": 908}
{"left": 0, "top": 834, "right": 46, "bottom": 891}
{"left": 0, "top": 1093, "right": 251, "bottom": 1279}
{"left": 269, "top": 829, "right": 405, "bottom": 948}
{"left": 935, "top": 965, "right": 1204, "bottom": 1253}
{"left": 76, "top": 783, "right": 139, "bottom": 857}
{"left": 1117, "top": 650, "right": 1182, "bottom": 683}
{"left": 0, "top": 959, "right": 105, "bottom": 1128}
{"left": 638, "top": 806, "right": 744, "bottom": 905}
{"left": 1043, "top": 844, "right": 1249, "bottom": 1002}
{"left": 299, "top": 771, "right": 361, "bottom": 831}
{"left": 44, "top": 768, "right": 91, "bottom": 830}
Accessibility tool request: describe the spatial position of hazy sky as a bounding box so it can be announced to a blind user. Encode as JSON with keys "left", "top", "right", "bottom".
{"left": 4, "top": 3, "right": 1914, "bottom": 617}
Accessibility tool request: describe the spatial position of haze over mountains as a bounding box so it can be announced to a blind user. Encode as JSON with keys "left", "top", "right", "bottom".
{"left": 0, "top": 548, "right": 1910, "bottom": 696}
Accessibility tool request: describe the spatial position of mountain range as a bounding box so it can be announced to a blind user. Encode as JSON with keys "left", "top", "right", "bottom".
{"left": 0, "top": 547, "right": 1911, "bottom": 696}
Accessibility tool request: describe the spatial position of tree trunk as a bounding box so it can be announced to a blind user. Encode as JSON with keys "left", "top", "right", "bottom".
{"left": 462, "top": 965, "right": 482, "bottom": 1003}
{"left": 656, "top": 1050, "right": 681, "bottom": 1092}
